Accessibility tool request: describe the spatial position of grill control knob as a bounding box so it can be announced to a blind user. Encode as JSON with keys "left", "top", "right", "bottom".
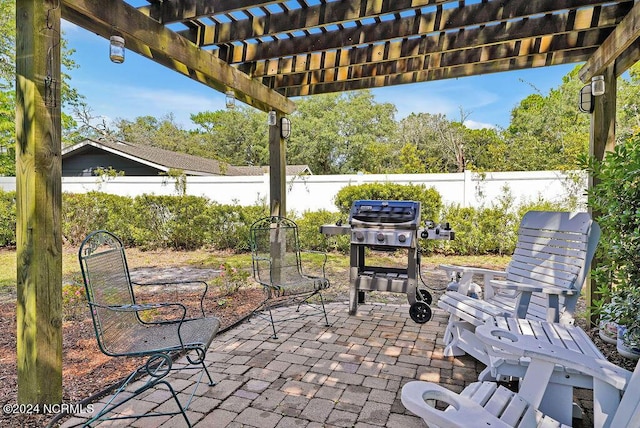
{"left": 355, "top": 231, "right": 364, "bottom": 241}
{"left": 376, "top": 233, "right": 385, "bottom": 242}
{"left": 398, "top": 234, "right": 407, "bottom": 243}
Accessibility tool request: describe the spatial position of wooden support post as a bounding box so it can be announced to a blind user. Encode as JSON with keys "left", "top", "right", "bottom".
{"left": 269, "top": 111, "right": 287, "bottom": 217}
{"left": 586, "top": 65, "right": 616, "bottom": 327}
{"left": 15, "top": 0, "right": 63, "bottom": 404}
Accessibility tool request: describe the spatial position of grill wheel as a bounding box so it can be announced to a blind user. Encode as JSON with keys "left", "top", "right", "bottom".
{"left": 409, "top": 301, "right": 432, "bottom": 324}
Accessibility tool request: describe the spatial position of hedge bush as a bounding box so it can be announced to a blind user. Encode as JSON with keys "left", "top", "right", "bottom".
{"left": 0, "top": 189, "right": 16, "bottom": 247}
{"left": 334, "top": 182, "right": 442, "bottom": 222}
{"left": 63, "top": 192, "right": 138, "bottom": 246}
{"left": 0, "top": 187, "right": 575, "bottom": 255}
{"left": 293, "top": 209, "right": 350, "bottom": 252}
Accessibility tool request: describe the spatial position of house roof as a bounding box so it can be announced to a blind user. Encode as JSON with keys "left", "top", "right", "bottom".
{"left": 61, "top": 139, "right": 311, "bottom": 176}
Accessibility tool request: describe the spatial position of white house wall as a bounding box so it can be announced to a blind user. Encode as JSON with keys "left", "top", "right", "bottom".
{"left": 0, "top": 170, "right": 587, "bottom": 212}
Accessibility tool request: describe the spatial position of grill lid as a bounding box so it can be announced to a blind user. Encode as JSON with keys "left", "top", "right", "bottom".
{"left": 349, "top": 200, "right": 420, "bottom": 226}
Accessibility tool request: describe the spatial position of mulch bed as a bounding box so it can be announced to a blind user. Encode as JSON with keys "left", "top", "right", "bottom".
{"left": 0, "top": 287, "right": 265, "bottom": 428}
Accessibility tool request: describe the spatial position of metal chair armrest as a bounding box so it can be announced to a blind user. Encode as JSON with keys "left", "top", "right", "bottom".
{"left": 131, "top": 280, "right": 210, "bottom": 317}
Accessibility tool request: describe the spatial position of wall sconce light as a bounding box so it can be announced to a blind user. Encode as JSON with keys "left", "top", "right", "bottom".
{"left": 280, "top": 117, "right": 291, "bottom": 139}
{"left": 578, "top": 84, "right": 593, "bottom": 113}
{"left": 268, "top": 111, "right": 277, "bottom": 126}
{"left": 109, "top": 35, "right": 125, "bottom": 64}
{"left": 225, "top": 91, "right": 236, "bottom": 109}
{"left": 591, "top": 75, "right": 605, "bottom": 96}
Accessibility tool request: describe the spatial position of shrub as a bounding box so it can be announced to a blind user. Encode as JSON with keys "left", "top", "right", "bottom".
{"left": 334, "top": 182, "right": 442, "bottom": 222}
{"left": 0, "top": 189, "right": 16, "bottom": 247}
{"left": 132, "top": 195, "right": 212, "bottom": 250}
{"left": 439, "top": 205, "right": 518, "bottom": 255}
{"left": 211, "top": 262, "right": 251, "bottom": 296}
{"left": 62, "top": 281, "right": 86, "bottom": 321}
{"left": 207, "top": 202, "right": 268, "bottom": 252}
{"left": 294, "top": 209, "right": 350, "bottom": 252}
{"left": 62, "top": 192, "right": 137, "bottom": 245}
{"left": 585, "top": 133, "right": 640, "bottom": 329}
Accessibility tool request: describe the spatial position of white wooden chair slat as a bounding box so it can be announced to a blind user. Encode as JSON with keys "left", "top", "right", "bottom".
{"left": 511, "top": 247, "right": 587, "bottom": 269}
{"left": 517, "top": 231, "right": 589, "bottom": 247}
{"left": 505, "top": 267, "right": 576, "bottom": 288}
{"left": 516, "top": 211, "right": 593, "bottom": 232}
{"left": 509, "top": 258, "right": 582, "bottom": 278}
{"left": 402, "top": 325, "right": 634, "bottom": 428}
{"left": 518, "top": 228, "right": 590, "bottom": 243}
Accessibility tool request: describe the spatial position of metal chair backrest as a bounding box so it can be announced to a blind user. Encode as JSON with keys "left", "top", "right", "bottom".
{"left": 250, "top": 216, "right": 305, "bottom": 291}
{"left": 78, "top": 230, "right": 138, "bottom": 356}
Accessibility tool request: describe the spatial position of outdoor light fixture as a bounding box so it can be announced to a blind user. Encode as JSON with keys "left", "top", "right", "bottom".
{"left": 578, "top": 84, "right": 593, "bottom": 113}
{"left": 109, "top": 35, "right": 125, "bottom": 64}
{"left": 591, "top": 75, "right": 605, "bottom": 96}
{"left": 225, "top": 91, "right": 236, "bottom": 109}
{"left": 280, "top": 117, "right": 291, "bottom": 139}
{"left": 268, "top": 111, "right": 277, "bottom": 126}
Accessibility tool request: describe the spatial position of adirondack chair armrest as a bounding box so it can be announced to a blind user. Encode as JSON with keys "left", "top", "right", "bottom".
{"left": 401, "top": 381, "right": 509, "bottom": 428}
{"left": 439, "top": 264, "right": 506, "bottom": 296}
{"left": 476, "top": 325, "right": 631, "bottom": 390}
{"left": 439, "top": 264, "right": 506, "bottom": 277}
{"left": 132, "top": 280, "right": 210, "bottom": 317}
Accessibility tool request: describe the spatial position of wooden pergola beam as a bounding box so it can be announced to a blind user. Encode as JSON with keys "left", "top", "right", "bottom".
{"left": 179, "top": 0, "right": 447, "bottom": 46}
{"left": 279, "top": 49, "right": 593, "bottom": 96}
{"left": 243, "top": 13, "right": 616, "bottom": 80}
{"left": 217, "top": 1, "right": 630, "bottom": 65}
{"left": 269, "top": 31, "right": 606, "bottom": 91}
{"left": 61, "top": 0, "right": 295, "bottom": 114}
{"left": 579, "top": 0, "right": 640, "bottom": 81}
{"left": 139, "top": 0, "right": 288, "bottom": 23}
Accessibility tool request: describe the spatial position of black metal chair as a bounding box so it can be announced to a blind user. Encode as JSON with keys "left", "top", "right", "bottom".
{"left": 249, "top": 216, "right": 331, "bottom": 338}
{"left": 78, "top": 230, "right": 220, "bottom": 427}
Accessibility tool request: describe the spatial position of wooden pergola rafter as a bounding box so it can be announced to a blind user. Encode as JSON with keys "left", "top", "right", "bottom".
{"left": 15, "top": 0, "right": 640, "bottom": 407}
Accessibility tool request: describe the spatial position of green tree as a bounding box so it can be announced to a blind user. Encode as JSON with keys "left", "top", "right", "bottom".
{"left": 617, "top": 62, "right": 640, "bottom": 141}
{"left": 190, "top": 108, "right": 268, "bottom": 165}
{"left": 462, "top": 126, "right": 508, "bottom": 172}
{"left": 287, "top": 91, "right": 397, "bottom": 174}
{"left": 0, "top": 0, "right": 83, "bottom": 174}
{"left": 504, "top": 66, "right": 590, "bottom": 171}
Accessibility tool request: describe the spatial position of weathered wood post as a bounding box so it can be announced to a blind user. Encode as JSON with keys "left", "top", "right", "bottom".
{"left": 587, "top": 65, "right": 616, "bottom": 326}
{"left": 268, "top": 111, "right": 287, "bottom": 284}
{"left": 15, "top": 0, "right": 63, "bottom": 404}
{"left": 269, "top": 110, "right": 286, "bottom": 218}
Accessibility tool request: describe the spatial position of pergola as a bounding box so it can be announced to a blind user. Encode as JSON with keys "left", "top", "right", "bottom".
{"left": 15, "top": 0, "right": 640, "bottom": 405}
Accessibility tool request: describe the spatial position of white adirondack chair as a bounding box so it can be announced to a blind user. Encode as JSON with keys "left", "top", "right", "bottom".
{"left": 402, "top": 324, "right": 637, "bottom": 428}
{"left": 437, "top": 211, "right": 600, "bottom": 360}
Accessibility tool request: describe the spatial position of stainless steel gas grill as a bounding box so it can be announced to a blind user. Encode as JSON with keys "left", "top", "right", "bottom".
{"left": 346, "top": 200, "right": 431, "bottom": 322}
{"left": 320, "top": 199, "right": 455, "bottom": 323}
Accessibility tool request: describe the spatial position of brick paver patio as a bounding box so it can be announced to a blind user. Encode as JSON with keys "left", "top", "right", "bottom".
{"left": 61, "top": 300, "right": 594, "bottom": 427}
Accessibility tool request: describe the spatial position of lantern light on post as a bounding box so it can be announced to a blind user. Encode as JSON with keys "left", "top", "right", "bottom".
{"left": 225, "top": 91, "right": 236, "bottom": 109}
{"left": 280, "top": 117, "right": 291, "bottom": 139}
{"left": 109, "top": 35, "right": 125, "bottom": 64}
{"left": 268, "top": 111, "right": 277, "bottom": 126}
{"left": 591, "top": 75, "right": 605, "bottom": 96}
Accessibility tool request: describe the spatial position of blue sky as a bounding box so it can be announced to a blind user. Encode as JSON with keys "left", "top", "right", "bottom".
{"left": 62, "top": 20, "right": 579, "bottom": 131}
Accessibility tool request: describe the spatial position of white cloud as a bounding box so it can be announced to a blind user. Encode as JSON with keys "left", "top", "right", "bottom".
{"left": 464, "top": 120, "right": 496, "bottom": 130}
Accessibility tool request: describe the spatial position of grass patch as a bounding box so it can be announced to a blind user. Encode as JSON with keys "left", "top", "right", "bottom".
{"left": 0, "top": 247, "right": 509, "bottom": 292}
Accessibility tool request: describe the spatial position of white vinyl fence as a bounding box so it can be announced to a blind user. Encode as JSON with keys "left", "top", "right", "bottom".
{"left": 0, "top": 170, "right": 587, "bottom": 213}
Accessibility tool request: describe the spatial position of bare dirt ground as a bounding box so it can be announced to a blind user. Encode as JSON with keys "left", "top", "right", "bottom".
{"left": 0, "top": 248, "right": 270, "bottom": 428}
